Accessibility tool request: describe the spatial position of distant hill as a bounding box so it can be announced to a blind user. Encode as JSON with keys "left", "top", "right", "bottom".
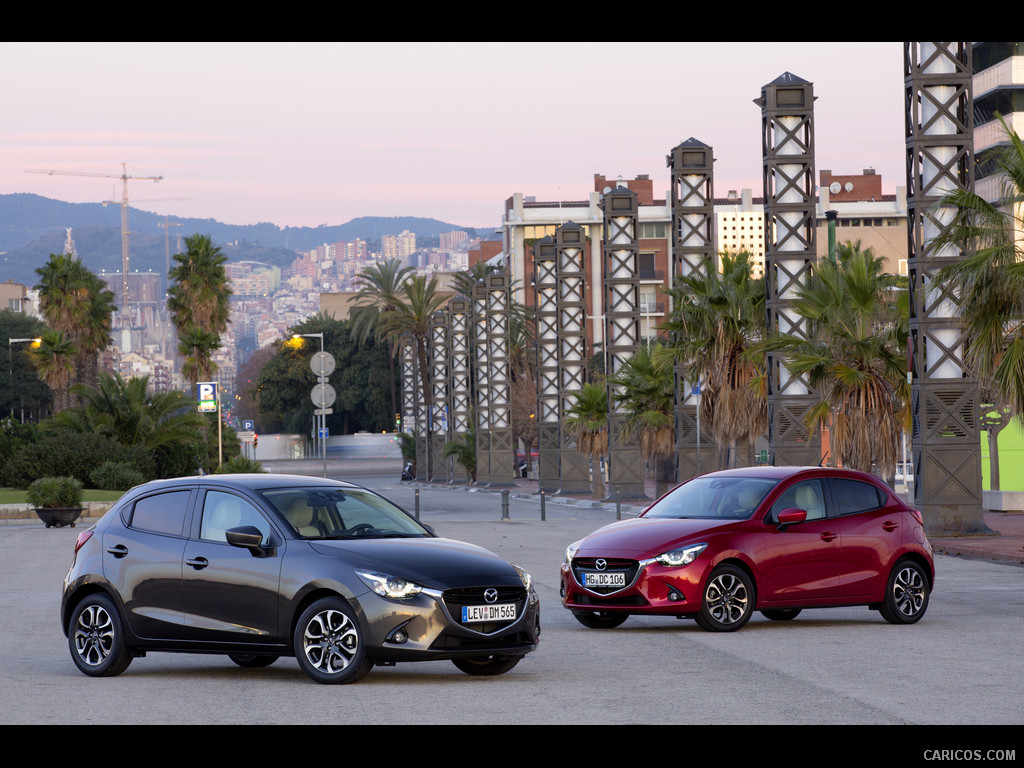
{"left": 0, "top": 193, "right": 481, "bottom": 286}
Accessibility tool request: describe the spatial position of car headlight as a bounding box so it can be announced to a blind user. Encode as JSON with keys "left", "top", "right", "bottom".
{"left": 513, "top": 564, "right": 532, "bottom": 591}
{"left": 655, "top": 543, "right": 707, "bottom": 567}
{"left": 565, "top": 539, "right": 582, "bottom": 564}
{"left": 355, "top": 570, "right": 422, "bottom": 599}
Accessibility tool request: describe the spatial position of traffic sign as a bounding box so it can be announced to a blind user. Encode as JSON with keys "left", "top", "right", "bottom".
{"left": 311, "top": 383, "right": 336, "bottom": 408}
{"left": 311, "top": 351, "right": 335, "bottom": 377}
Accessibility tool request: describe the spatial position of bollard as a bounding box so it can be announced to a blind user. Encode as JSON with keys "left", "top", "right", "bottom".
{"left": 415, "top": 488, "right": 420, "bottom": 520}
{"left": 501, "top": 488, "right": 510, "bottom": 521}
{"left": 616, "top": 485, "right": 621, "bottom": 520}
{"left": 540, "top": 490, "right": 546, "bottom": 521}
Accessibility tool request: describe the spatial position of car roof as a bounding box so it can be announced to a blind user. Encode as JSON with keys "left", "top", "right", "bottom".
{"left": 131, "top": 474, "right": 361, "bottom": 493}
{"left": 695, "top": 465, "right": 883, "bottom": 483}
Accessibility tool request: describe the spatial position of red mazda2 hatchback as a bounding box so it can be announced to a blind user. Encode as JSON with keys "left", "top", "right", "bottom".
{"left": 561, "top": 466, "right": 934, "bottom": 631}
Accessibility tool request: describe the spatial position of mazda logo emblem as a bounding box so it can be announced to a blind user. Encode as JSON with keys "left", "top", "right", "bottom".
{"left": 484, "top": 588, "right": 498, "bottom": 603}
{"left": 596, "top": 559, "right": 607, "bottom": 571}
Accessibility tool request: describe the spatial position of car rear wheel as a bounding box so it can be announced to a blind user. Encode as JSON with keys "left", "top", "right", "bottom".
{"left": 452, "top": 655, "right": 521, "bottom": 676}
{"left": 228, "top": 653, "right": 278, "bottom": 668}
{"left": 695, "top": 565, "right": 755, "bottom": 632}
{"left": 293, "top": 598, "right": 373, "bottom": 684}
{"left": 879, "top": 559, "right": 929, "bottom": 625}
{"left": 760, "top": 608, "right": 801, "bottom": 621}
{"left": 571, "top": 610, "right": 629, "bottom": 629}
{"left": 69, "top": 593, "right": 133, "bottom": 677}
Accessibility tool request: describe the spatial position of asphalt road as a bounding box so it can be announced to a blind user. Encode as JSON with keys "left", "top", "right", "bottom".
{"left": 3, "top": 468, "right": 1023, "bottom": 731}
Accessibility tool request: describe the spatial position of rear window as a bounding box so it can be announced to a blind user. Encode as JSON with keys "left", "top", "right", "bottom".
{"left": 128, "top": 490, "right": 191, "bottom": 536}
{"left": 833, "top": 478, "right": 886, "bottom": 516}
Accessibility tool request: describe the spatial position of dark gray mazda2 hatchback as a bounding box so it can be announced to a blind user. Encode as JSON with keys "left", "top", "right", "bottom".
{"left": 61, "top": 474, "right": 540, "bottom": 683}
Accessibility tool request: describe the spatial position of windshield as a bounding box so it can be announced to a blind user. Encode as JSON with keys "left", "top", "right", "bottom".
{"left": 643, "top": 476, "right": 779, "bottom": 520}
{"left": 260, "top": 487, "right": 431, "bottom": 539}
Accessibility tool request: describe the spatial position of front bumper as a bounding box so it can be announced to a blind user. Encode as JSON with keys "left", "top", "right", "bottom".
{"left": 360, "top": 584, "right": 540, "bottom": 662}
{"left": 560, "top": 558, "right": 710, "bottom": 616}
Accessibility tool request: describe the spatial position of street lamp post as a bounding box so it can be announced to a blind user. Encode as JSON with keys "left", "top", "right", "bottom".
{"left": 8, "top": 337, "right": 41, "bottom": 421}
{"left": 293, "top": 332, "right": 330, "bottom": 478}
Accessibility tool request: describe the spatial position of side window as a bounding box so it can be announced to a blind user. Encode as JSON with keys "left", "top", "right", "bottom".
{"left": 129, "top": 490, "right": 191, "bottom": 536}
{"left": 833, "top": 479, "right": 885, "bottom": 516}
{"left": 200, "top": 491, "right": 273, "bottom": 545}
{"left": 769, "top": 479, "right": 827, "bottom": 522}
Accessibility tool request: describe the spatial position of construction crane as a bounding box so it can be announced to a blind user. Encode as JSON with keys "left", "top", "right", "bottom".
{"left": 26, "top": 162, "right": 162, "bottom": 317}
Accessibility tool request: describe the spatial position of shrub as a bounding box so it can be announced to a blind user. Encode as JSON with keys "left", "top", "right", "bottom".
{"left": 26, "top": 476, "right": 84, "bottom": 509}
{"left": 90, "top": 461, "right": 146, "bottom": 492}
{"left": 213, "top": 455, "right": 266, "bottom": 474}
{"left": 2, "top": 429, "right": 153, "bottom": 488}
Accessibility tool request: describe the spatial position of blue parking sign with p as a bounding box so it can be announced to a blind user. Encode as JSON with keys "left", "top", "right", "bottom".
{"left": 197, "top": 382, "right": 218, "bottom": 412}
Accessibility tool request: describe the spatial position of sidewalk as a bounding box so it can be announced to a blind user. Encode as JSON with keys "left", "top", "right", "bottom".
{"left": 3, "top": 470, "right": 1021, "bottom": 566}
{"left": 433, "top": 474, "right": 1024, "bottom": 566}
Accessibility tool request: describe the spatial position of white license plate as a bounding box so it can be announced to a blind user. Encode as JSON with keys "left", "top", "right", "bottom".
{"left": 583, "top": 572, "right": 626, "bottom": 588}
{"left": 462, "top": 603, "right": 517, "bottom": 623}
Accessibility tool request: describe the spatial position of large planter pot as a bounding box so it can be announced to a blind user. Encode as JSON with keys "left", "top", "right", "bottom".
{"left": 34, "top": 507, "right": 83, "bottom": 528}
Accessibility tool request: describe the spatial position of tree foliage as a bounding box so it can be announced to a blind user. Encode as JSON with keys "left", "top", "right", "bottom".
{"left": 759, "top": 243, "right": 908, "bottom": 477}
{"left": 658, "top": 252, "right": 767, "bottom": 469}
{"left": 608, "top": 342, "right": 676, "bottom": 497}
{"left": 167, "top": 234, "right": 231, "bottom": 388}
{"left": 253, "top": 314, "right": 396, "bottom": 436}
{"left": 933, "top": 116, "right": 1024, "bottom": 419}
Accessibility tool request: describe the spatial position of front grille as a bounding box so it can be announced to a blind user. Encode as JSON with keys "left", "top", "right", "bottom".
{"left": 442, "top": 586, "right": 527, "bottom": 634}
{"left": 571, "top": 557, "right": 639, "bottom": 594}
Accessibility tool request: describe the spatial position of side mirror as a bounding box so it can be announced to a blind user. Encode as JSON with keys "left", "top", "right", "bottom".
{"left": 226, "top": 525, "right": 268, "bottom": 556}
{"left": 776, "top": 508, "right": 807, "bottom": 530}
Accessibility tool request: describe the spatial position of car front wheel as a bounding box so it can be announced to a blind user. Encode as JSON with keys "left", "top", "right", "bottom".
{"left": 69, "top": 593, "right": 133, "bottom": 677}
{"left": 452, "top": 655, "right": 521, "bottom": 676}
{"left": 293, "top": 598, "right": 373, "bottom": 684}
{"left": 695, "top": 565, "right": 755, "bottom": 632}
{"left": 879, "top": 559, "right": 930, "bottom": 625}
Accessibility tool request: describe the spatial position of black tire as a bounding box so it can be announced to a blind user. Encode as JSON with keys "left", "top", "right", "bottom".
{"left": 293, "top": 598, "right": 373, "bottom": 684}
{"left": 571, "top": 610, "right": 629, "bottom": 629}
{"left": 452, "top": 655, "right": 521, "bottom": 676}
{"left": 228, "top": 653, "right": 279, "bottom": 668}
{"left": 878, "top": 559, "right": 930, "bottom": 625}
{"left": 760, "top": 608, "right": 802, "bottom": 621}
{"left": 68, "top": 593, "right": 133, "bottom": 677}
{"left": 695, "top": 565, "right": 755, "bottom": 632}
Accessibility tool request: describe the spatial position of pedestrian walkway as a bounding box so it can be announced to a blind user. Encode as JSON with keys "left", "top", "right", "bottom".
{"left": 420, "top": 474, "right": 1024, "bottom": 566}
{"left": 3, "top": 465, "right": 1021, "bottom": 566}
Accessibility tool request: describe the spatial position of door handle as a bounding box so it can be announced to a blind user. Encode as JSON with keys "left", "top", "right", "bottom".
{"left": 106, "top": 544, "right": 129, "bottom": 558}
{"left": 186, "top": 556, "right": 209, "bottom": 570}
{"left": 882, "top": 521, "right": 898, "bottom": 532}
{"left": 819, "top": 531, "right": 837, "bottom": 542}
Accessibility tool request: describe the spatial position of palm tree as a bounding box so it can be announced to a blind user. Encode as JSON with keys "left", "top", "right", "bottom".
{"left": 350, "top": 258, "right": 414, "bottom": 417}
{"left": 53, "top": 372, "right": 204, "bottom": 452}
{"left": 34, "top": 253, "right": 115, "bottom": 398}
{"left": 29, "top": 330, "right": 77, "bottom": 414}
{"left": 177, "top": 326, "right": 221, "bottom": 390}
{"left": 563, "top": 382, "right": 609, "bottom": 499}
{"left": 762, "top": 243, "right": 909, "bottom": 478}
{"left": 443, "top": 424, "right": 476, "bottom": 484}
{"left": 608, "top": 343, "right": 676, "bottom": 498}
{"left": 932, "top": 117, "right": 1024, "bottom": 418}
{"left": 373, "top": 274, "right": 449, "bottom": 476}
{"left": 658, "top": 252, "right": 768, "bottom": 468}
{"left": 168, "top": 234, "right": 231, "bottom": 389}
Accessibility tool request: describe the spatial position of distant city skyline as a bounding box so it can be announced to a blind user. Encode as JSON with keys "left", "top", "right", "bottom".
{"left": 2, "top": 42, "right": 906, "bottom": 231}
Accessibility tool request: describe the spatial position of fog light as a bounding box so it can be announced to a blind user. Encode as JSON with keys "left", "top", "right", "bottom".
{"left": 667, "top": 587, "right": 683, "bottom": 602}
{"left": 386, "top": 625, "right": 410, "bottom": 644}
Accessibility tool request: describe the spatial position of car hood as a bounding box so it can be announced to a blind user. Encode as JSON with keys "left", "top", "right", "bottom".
{"left": 576, "top": 517, "right": 740, "bottom": 559}
{"left": 307, "top": 537, "right": 526, "bottom": 590}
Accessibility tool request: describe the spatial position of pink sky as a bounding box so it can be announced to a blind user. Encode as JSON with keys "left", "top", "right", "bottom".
{"left": 1, "top": 42, "right": 907, "bottom": 230}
